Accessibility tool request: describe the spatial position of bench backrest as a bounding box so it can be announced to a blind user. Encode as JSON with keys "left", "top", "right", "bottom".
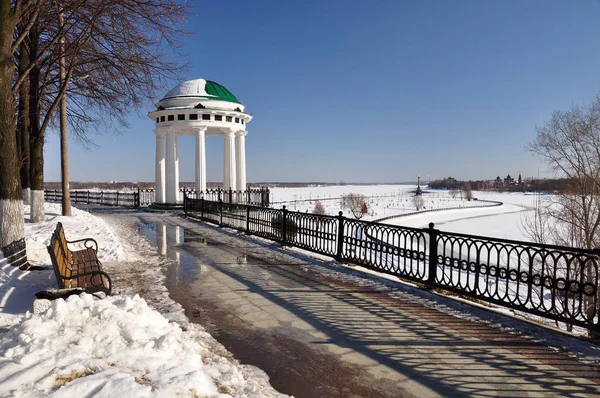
{"left": 48, "top": 223, "right": 73, "bottom": 288}
{"left": 55, "top": 222, "right": 72, "bottom": 264}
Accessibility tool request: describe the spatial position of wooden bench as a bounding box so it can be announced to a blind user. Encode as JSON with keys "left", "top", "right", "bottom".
{"left": 47, "top": 222, "right": 112, "bottom": 295}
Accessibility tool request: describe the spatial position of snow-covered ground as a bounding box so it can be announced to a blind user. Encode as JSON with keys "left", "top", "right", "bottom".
{"left": 0, "top": 203, "right": 287, "bottom": 398}
{"left": 269, "top": 184, "right": 499, "bottom": 220}
{"left": 268, "top": 185, "right": 539, "bottom": 242}
{"left": 393, "top": 191, "right": 540, "bottom": 241}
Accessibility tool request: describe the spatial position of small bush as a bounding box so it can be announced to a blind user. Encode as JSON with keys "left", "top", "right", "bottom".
{"left": 341, "top": 193, "right": 368, "bottom": 219}
{"left": 462, "top": 183, "right": 473, "bottom": 201}
{"left": 412, "top": 195, "right": 425, "bottom": 210}
{"left": 313, "top": 201, "right": 326, "bottom": 215}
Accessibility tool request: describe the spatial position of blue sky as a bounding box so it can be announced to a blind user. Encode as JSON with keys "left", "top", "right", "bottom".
{"left": 44, "top": 0, "right": 600, "bottom": 183}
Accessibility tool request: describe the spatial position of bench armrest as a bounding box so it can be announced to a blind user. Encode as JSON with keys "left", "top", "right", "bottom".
{"left": 66, "top": 238, "right": 98, "bottom": 252}
{"left": 62, "top": 269, "right": 112, "bottom": 295}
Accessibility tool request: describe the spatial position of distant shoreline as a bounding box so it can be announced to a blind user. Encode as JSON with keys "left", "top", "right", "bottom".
{"left": 43, "top": 181, "right": 418, "bottom": 190}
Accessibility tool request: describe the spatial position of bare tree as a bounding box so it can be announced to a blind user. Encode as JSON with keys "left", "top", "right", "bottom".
{"left": 462, "top": 183, "right": 473, "bottom": 201}
{"left": 1, "top": 0, "right": 187, "bottom": 263}
{"left": 16, "top": 19, "right": 31, "bottom": 204}
{"left": 528, "top": 95, "right": 600, "bottom": 250}
{"left": 412, "top": 195, "right": 425, "bottom": 211}
{"left": 0, "top": 0, "right": 30, "bottom": 259}
{"left": 525, "top": 95, "right": 600, "bottom": 328}
{"left": 313, "top": 200, "right": 326, "bottom": 215}
{"left": 341, "top": 193, "right": 368, "bottom": 219}
{"left": 520, "top": 194, "right": 553, "bottom": 245}
{"left": 22, "top": 0, "right": 188, "bottom": 221}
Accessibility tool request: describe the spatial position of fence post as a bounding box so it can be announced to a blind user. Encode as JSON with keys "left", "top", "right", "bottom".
{"left": 282, "top": 205, "right": 288, "bottom": 243}
{"left": 136, "top": 187, "right": 141, "bottom": 208}
{"left": 116, "top": 191, "right": 119, "bottom": 207}
{"left": 219, "top": 199, "right": 223, "bottom": 226}
{"left": 246, "top": 204, "right": 250, "bottom": 233}
{"left": 201, "top": 198, "right": 205, "bottom": 220}
{"left": 336, "top": 211, "right": 344, "bottom": 261}
{"left": 218, "top": 187, "right": 222, "bottom": 202}
{"left": 228, "top": 188, "right": 233, "bottom": 204}
{"left": 100, "top": 191, "right": 104, "bottom": 205}
{"left": 247, "top": 189, "right": 250, "bottom": 205}
{"left": 427, "top": 222, "right": 438, "bottom": 287}
{"left": 87, "top": 190, "right": 90, "bottom": 204}
{"left": 183, "top": 192, "right": 187, "bottom": 215}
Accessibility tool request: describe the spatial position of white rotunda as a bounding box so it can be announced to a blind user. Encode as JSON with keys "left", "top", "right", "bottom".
{"left": 149, "top": 79, "right": 252, "bottom": 204}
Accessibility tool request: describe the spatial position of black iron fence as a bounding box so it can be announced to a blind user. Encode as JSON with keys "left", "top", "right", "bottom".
{"left": 136, "top": 187, "right": 269, "bottom": 207}
{"left": 184, "top": 196, "right": 600, "bottom": 334}
{"left": 45, "top": 187, "right": 270, "bottom": 208}
{"left": 184, "top": 187, "right": 270, "bottom": 207}
{"left": 44, "top": 189, "right": 140, "bottom": 207}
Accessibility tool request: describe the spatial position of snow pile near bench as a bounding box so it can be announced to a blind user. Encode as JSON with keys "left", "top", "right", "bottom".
{"left": 23, "top": 202, "right": 126, "bottom": 266}
{"left": 0, "top": 293, "right": 285, "bottom": 398}
{"left": 1, "top": 203, "right": 127, "bottom": 318}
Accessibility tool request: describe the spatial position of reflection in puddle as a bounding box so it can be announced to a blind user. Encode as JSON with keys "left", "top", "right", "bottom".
{"left": 138, "top": 220, "right": 198, "bottom": 285}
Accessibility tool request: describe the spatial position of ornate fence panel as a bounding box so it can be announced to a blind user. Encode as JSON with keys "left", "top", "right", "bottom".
{"left": 342, "top": 219, "right": 429, "bottom": 283}
{"left": 139, "top": 189, "right": 155, "bottom": 206}
{"left": 247, "top": 206, "right": 285, "bottom": 241}
{"left": 286, "top": 210, "right": 339, "bottom": 256}
{"left": 222, "top": 202, "right": 247, "bottom": 230}
{"left": 202, "top": 200, "right": 221, "bottom": 225}
{"left": 435, "top": 229, "right": 600, "bottom": 329}
{"left": 183, "top": 188, "right": 269, "bottom": 206}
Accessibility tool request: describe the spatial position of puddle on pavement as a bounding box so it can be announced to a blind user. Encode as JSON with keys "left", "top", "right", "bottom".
{"left": 135, "top": 218, "right": 395, "bottom": 398}
{"left": 137, "top": 221, "right": 199, "bottom": 284}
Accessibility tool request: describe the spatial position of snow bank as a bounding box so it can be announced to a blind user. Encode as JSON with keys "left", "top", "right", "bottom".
{"left": 0, "top": 293, "right": 284, "bottom": 398}
{"left": 1, "top": 203, "right": 126, "bottom": 318}
{"left": 24, "top": 202, "right": 126, "bottom": 266}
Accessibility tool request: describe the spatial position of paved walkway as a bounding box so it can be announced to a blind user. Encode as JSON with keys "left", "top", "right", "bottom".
{"left": 114, "top": 212, "right": 600, "bottom": 397}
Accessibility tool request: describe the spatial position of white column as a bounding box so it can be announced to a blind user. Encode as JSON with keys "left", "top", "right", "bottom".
{"left": 175, "top": 134, "right": 180, "bottom": 202}
{"left": 222, "top": 130, "right": 236, "bottom": 192}
{"left": 223, "top": 134, "right": 229, "bottom": 191}
{"left": 235, "top": 130, "right": 247, "bottom": 191}
{"left": 165, "top": 131, "right": 177, "bottom": 203}
{"left": 195, "top": 128, "right": 207, "bottom": 193}
{"left": 155, "top": 131, "right": 165, "bottom": 203}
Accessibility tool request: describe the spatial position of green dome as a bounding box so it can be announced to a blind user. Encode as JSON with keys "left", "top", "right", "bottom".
{"left": 204, "top": 80, "right": 240, "bottom": 103}
{"left": 162, "top": 79, "right": 240, "bottom": 104}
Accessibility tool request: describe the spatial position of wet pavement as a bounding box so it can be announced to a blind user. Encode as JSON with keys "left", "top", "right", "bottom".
{"left": 130, "top": 212, "right": 600, "bottom": 398}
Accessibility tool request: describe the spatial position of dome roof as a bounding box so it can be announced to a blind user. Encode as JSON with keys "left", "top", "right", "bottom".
{"left": 162, "top": 79, "right": 240, "bottom": 104}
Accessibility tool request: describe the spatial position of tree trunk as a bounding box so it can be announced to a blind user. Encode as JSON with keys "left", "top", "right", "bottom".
{"left": 17, "top": 29, "right": 30, "bottom": 204}
{"left": 0, "top": 0, "right": 27, "bottom": 265}
{"left": 59, "top": 5, "right": 70, "bottom": 216}
{"left": 28, "top": 22, "right": 44, "bottom": 223}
